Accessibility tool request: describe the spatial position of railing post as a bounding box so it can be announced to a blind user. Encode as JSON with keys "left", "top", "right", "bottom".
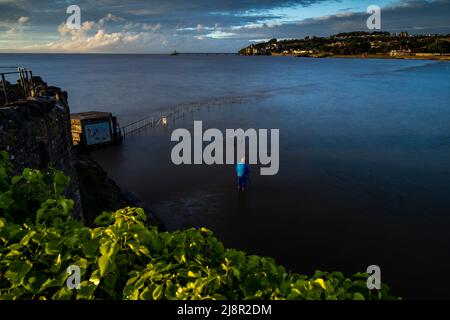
{"left": 1, "top": 74, "right": 8, "bottom": 105}
{"left": 24, "top": 69, "right": 29, "bottom": 97}
{"left": 18, "top": 67, "right": 29, "bottom": 99}
{"left": 29, "top": 70, "right": 36, "bottom": 97}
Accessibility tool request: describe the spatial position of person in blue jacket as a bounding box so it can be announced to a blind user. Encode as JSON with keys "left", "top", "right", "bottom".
{"left": 236, "top": 157, "right": 250, "bottom": 192}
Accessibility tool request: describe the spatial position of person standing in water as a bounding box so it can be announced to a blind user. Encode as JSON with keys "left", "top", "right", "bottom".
{"left": 236, "top": 157, "right": 250, "bottom": 192}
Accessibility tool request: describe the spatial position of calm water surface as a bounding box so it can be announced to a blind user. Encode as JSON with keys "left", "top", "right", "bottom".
{"left": 2, "top": 54, "right": 450, "bottom": 299}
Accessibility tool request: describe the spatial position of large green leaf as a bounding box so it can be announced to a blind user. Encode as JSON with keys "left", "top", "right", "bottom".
{"left": 152, "top": 285, "right": 164, "bottom": 300}
{"left": 5, "top": 259, "right": 33, "bottom": 285}
{"left": 98, "top": 255, "right": 111, "bottom": 277}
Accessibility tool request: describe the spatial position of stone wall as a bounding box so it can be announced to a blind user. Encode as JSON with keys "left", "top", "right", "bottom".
{"left": 0, "top": 80, "right": 83, "bottom": 219}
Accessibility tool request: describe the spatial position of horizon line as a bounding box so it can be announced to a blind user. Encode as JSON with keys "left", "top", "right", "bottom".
{"left": 0, "top": 52, "right": 238, "bottom": 55}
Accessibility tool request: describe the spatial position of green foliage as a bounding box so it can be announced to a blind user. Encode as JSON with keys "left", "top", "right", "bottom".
{"left": 0, "top": 209, "right": 396, "bottom": 300}
{"left": 0, "top": 153, "right": 398, "bottom": 300}
{"left": 239, "top": 32, "right": 450, "bottom": 56}
{"left": 0, "top": 151, "right": 73, "bottom": 224}
{"left": 427, "top": 40, "right": 450, "bottom": 54}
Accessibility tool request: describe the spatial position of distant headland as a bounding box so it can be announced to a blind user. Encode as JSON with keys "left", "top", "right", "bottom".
{"left": 239, "top": 31, "right": 450, "bottom": 60}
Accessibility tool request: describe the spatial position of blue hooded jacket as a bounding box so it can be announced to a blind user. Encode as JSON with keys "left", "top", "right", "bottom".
{"left": 236, "top": 162, "right": 249, "bottom": 178}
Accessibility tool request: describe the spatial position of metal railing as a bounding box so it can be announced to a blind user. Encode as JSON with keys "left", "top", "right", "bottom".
{"left": 0, "top": 66, "right": 36, "bottom": 106}
{"left": 121, "top": 95, "right": 250, "bottom": 139}
{"left": 121, "top": 116, "right": 155, "bottom": 137}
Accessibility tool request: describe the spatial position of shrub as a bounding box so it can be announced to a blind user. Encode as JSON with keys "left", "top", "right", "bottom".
{"left": 0, "top": 151, "right": 73, "bottom": 225}
{"left": 0, "top": 152, "right": 397, "bottom": 300}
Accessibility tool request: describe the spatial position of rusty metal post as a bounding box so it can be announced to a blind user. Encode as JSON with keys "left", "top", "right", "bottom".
{"left": 29, "top": 70, "right": 36, "bottom": 97}
{"left": 23, "top": 69, "right": 29, "bottom": 97}
{"left": 1, "top": 74, "right": 8, "bottom": 105}
{"left": 24, "top": 69, "right": 31, "bottom": 98}
{"left": 18, "top": 67, "right": 26, "bottom": 98}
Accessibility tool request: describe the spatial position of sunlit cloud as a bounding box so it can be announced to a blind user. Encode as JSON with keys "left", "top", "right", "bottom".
{"left": 196, "top": 30, "right": 236, "bottom": 39}
{"left": 18, "top": 16, "right": 29, "bottom": 25}
{"left": 0, "top": 0, "right": 449, "bottom": 53}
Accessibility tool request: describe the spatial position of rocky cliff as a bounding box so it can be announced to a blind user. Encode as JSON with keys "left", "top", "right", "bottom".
{"left": 0, "top": 77, "right": 83, "bottom": 219}
{"left": 1, "top": 73, "right": 163, "bottom": 229}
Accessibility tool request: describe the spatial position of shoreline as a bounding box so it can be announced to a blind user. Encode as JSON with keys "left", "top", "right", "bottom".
{"left": 330, "top": 54, "right": 450, "bottom": 61}
{"left": 270, "top": 53, "right": 450, "bottom": 61}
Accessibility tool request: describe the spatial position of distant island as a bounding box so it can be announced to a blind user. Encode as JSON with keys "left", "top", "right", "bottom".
{"left": 239, "top": 31, "right": 450, "bottom": 60}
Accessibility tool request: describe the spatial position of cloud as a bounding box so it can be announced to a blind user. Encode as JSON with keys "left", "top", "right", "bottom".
{"left": 0, "top": 0, "right": 326, "bottom": 30}
{"left": 197, "top": 24, "right": 205, "bottom": 32}
{"left": 34, "top": 10, "right": 173, "bottom": 53}
{"left": 98, "top": 13, "right": 123, "bottom": 28}
{"left": 0, "top": 1, "right": 28, "bottom": 23}
{"left": 0, "top": 14, "right": 30, "bottom": 39}
{"left": 58, "top": 21, "right": 95, "bottom": 37}
{"left": 189, "top": 0, "right": 450, "bottom": 43}
{"left": 18, "top": 16, "right": 29, "bottom": 25}
{"left": 142, "top": 23, "right": 161, "bottom": 31}
{"left": 197, "top": 30, "right": 236, "bottom": 39}
{"left": 45, "top": 29, "right": 143, "bottom": 51}
{"left": 1, "top": 0, "right": 450, "bottom": 53}
{"left": 42, "top": 14, "right": 145, "bottom": 52}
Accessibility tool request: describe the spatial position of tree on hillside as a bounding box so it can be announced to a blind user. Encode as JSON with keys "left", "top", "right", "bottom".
{"left": 428, "top": 40, "right": 450, "bottom": 53}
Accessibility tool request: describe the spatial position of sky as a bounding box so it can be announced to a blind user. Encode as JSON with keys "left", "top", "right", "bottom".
{"left": 0, "top": 0, "right": 449, "bottom": 53}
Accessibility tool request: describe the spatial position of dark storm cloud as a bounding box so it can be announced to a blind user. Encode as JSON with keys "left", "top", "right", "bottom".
{"left": 1, "top": 0, "right": 449, "bottom": 52}
{"left": 0, "top": 2, "right": 29, "bottom": 22}
{"left": 1, "top": 0, "right": 330, "bottom": 27}
{"left": 233, "top": 0, "right": 450, "bottom": 39}
{"left": 3, "top": 0, "right": 449, "bottom": 33}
